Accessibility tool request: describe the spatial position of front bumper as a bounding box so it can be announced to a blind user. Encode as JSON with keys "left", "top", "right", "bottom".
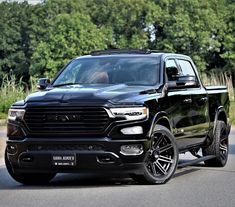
{"left": 6, "top": 137, "right": 150, "bottom": 174}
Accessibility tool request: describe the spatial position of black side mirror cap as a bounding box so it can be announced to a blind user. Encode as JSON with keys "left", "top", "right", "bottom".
{"left": 37, "top": 78, "right": 50, "bottom": 90}
{"left": 168, "top": 76, "right": 199, "bottom": 89}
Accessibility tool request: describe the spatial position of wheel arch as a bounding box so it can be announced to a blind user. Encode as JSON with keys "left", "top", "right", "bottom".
{"left": 148, "top": 112, "right": 172, "bottom": 137}
{"left": 213, "top": 106, "right": 228, "bottom": 135}
{"left": 217, "top": 110, "right": 227, "bottom": 124}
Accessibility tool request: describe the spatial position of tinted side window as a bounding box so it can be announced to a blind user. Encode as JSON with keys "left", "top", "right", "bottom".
{"left": 177, "top": 59, "right": 196, "bottom": 76}
{"left": 165, "top": 59, "right": 180, "bottom": 81}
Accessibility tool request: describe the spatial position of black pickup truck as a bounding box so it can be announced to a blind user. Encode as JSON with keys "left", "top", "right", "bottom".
{"left": 5, "top": 50, "right": 230, "bottom": 184}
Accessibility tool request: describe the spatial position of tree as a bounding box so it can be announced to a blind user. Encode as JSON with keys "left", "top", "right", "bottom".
{"left": 0, "top": 0, "right": 234, "bottom": 83}
{"left": 0, "top": 2, "right": 31, "bottom": 83}
{"left": 30, "top": 12, "right": 109, "bottom": 78}
{"left": 148, "top": 0, "right": 231, "bottom": 72}
{"left": 220, "top": 0, "right": 235, "bottom": 72}
{"left": 87, "top": 0, "right": 161, "bottom": 48}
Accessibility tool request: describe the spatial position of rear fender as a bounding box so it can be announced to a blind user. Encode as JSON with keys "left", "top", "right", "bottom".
{"left": 213, "top": 106, "right": 230, "bottom": 135}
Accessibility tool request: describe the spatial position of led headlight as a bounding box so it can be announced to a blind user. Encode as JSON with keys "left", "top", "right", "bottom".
{"left": 8, "top": 109, "right": 25, "bottom": 121}
{"left": 109, "top": 107, "right": 148, "bottom": 121}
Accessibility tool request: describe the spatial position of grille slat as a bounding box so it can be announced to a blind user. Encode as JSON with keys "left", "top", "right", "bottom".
{"left": 25, "top": 111, "right": 107, "bottom": 115}
{"left": 27, "top": 122, "right": 107, "bottom": 126}
{"left": 24, "top": 107, "right": 110, "bottom": 136}
{"left": 28, "top": 127, "right": 104, "bottom": 130}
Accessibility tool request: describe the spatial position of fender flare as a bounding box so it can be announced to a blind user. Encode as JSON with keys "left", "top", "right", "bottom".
{"left": 213, "top": 106, "right": 228, "bottom": 135}
{"left": 147, "top": 111, "right": 172, "bottom": 138}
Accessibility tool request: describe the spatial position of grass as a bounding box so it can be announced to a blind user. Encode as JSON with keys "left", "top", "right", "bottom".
{"left": 0, "top": 74, "right": 25, "bottom": 115}
{"left": 230, "top": 101, "right": 235, "bottom": 125}
{"left": 0, "top": 112, "right": 7, "bottom": 119}
{"left": 0, "top": 74, "right": 36, "bottom": 117}
{"left": 202, "top": 72, "right": 235, "bottom": 102}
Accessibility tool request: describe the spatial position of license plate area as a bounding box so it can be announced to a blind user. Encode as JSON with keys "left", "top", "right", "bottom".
{"left": 52, "top": 154, "right": 76, "bottom": 166}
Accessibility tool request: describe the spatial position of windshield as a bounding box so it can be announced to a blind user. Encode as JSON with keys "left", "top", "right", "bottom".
{"left": 53, "top": 56, "right": 161, "bottom": 86}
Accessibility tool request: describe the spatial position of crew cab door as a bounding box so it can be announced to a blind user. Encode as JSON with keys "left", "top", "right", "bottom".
{"left": 161, "top": 57, "right": 209, "bottom": 150}
{"left": 175, "top": 58, "right": 210, "bottom": 145}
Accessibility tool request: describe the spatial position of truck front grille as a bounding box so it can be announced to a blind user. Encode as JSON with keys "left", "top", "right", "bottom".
{"left": 24, "top": 107, "right": 110, "bottom": 136}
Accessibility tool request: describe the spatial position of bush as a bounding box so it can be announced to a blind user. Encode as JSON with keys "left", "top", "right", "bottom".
{"left": 0, "top": 112, "right": 7, "bottom": 119}
{"left": 230, "top": 101, "right": 235, "bottom": 125}
{"left": 0, "top": 74, "right": 35, "bottom": 115}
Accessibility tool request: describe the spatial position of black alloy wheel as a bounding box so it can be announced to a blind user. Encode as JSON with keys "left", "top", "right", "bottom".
{"left": 203, "top": 121, "right": 229, "bottom": 167}
{"left": 131, "top": 125, "right": 178, "bottom": 184}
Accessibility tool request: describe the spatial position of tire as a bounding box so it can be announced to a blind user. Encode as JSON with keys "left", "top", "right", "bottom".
{"left": 203, "top": 121, "right": 229, "bottom": 167}
{"left": 131, "top": 125, "right": 178, "bottom": 184}
{"left": 5, "top": 149, "right": 56, "bottom": 185}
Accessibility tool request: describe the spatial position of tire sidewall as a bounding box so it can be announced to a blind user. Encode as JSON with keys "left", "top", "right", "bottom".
{"left": 203, "top": 121, "right": 228, "bottom": 167}
{"left": 143, "top": 125, "right": 179, "bottom": 184}
{"left": 215, "top": 121, "right": 228, "bottom": 166}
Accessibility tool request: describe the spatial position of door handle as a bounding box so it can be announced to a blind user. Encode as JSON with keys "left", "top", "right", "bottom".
{"left": 183, "top": 98, "right": 192, "bottom": 104}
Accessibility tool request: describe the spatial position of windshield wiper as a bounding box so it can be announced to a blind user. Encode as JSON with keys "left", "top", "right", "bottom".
{"left": 53, "top": 83, "right": 79, "bottom": 87}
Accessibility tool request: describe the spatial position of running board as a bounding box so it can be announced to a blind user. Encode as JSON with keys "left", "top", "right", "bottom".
{"left": 178, "top": 155, "right": 216, "bottom": 168}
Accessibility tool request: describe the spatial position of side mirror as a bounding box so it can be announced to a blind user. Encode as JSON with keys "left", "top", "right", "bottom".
{"left": 37, "top": 78, "right": 50, "bottom": 90}
{"left": 168, "top": 76, "right": 198, "bottom": 89}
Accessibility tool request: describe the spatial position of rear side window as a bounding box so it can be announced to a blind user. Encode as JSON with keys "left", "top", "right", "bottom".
{"left": 177, "top": 59, "right": 196, "bottom": 76}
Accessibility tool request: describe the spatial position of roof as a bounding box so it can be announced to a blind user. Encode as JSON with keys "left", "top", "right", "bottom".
{"left": 74, "top": 49, "right": 191, "bottom": 60}
{"left": 90, "top": 49, "right": 165, "bottom": 56}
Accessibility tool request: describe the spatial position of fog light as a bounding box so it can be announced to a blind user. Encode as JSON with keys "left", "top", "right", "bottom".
{"left": 120, "top": 126, "right": 143, "bottom": 135}
{"left": 120, "top": 144, "right": 143, "bottom": 156}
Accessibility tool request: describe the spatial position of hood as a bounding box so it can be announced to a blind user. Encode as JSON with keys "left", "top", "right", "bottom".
{"left": 24, "top": 84, "right": 159, "bottom": 105}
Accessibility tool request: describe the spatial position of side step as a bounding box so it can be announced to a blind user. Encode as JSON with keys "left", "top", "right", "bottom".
{"left": 178, "top": 155, "right": 216, "bottom": 168}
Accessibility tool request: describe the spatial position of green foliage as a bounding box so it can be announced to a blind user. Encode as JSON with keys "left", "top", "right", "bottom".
{"left": 0, "top": 73, "right": 25, "bottom": 114}
{"left": 0, "top": 2, "right": 32, "bottom": 82}
{"left": 0, "top": 112, "right": 7, "bottom": 120}
{"left": 148, "top": 0, "right": 232, "bottom": 71}
{"left": 0, "top": 0, "right": 234, "bottom": 82}
{"left": 87, "top": 0, "right": 160, "bottom": 48}
{"left": 221, "top": 1, "right": 235, "bottom": 72}
{"left": 30, "top": 13, "right": 109, "bottom": 78}
{"left": 0, "top": 73, "right": 36, "bottom": 115}
{"left": 230, "top": 101, "right": 235, "bottom": 125}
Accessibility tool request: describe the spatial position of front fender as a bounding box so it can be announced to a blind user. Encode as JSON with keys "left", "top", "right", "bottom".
{"left": 147, "top": 112, "right": 172, "bottom": 138}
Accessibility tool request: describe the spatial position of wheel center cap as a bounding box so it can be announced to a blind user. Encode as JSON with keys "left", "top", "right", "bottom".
{"left": 153, "top": 151, "right": 160, "bottom": 159}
